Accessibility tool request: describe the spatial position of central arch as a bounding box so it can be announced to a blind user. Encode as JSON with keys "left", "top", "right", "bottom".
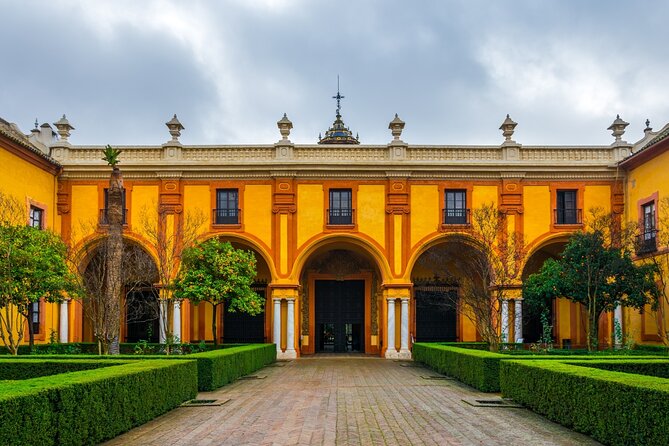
{"left": 296, "top": 236, "right": 387, "bottom": 355}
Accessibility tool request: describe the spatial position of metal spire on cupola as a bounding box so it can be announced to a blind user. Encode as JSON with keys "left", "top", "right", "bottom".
{"left": 318, "top": 76, "right": 360, "bottom": 145}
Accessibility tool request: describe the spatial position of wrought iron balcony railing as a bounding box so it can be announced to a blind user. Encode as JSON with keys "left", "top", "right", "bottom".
{"left": 443, "top": 208, "right": 470, "bottom": 225}
{"left": 636, "top": 230, "right": 659, "bottom": 255}
{"left": 327, "top": 208, "right": 354, "bottom": 225}
{"left": 213, "top": 208, "right": 241, "bottom": 225}
{"left": 554, "top": 208, "right": 582, "bottom": 225}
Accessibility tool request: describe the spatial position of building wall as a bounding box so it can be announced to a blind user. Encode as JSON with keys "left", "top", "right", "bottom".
{"left": 625, "top": 146, "right": 669, "bottom": 345}
{"left": 0, "top": 136, "right": 60, "bottom": 344}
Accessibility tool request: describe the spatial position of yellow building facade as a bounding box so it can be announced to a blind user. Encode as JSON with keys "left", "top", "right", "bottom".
{"left": 2, "top": 109, "right": 668, "bottom": 357}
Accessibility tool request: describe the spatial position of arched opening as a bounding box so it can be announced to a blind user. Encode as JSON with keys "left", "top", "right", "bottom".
{"left": 521, "top": 240, "right": 567, "bottom": 344}
{"left": 79, "top": 239, "right": 159, "bottom": 343}
{"left": 187, "top": 237, "right": 271, "bottom": 344}
{"left": 298, "top": 240, "right": 383, "bottom": 355}
{"left": 410, "top": 238, "right": 487, "bottom": 343}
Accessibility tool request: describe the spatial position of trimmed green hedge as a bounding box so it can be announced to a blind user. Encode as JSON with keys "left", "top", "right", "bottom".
{"left": 0, "top": 342, "right": 245, "bottom": 355}
{"left": 413, "top": 343, "right": 664, "bottom": 392}
{"left": 569, "top": 359, "right": 669, "bottom": 379}
{"left": 0, "top": 360, "right": 120, "bottom": 380}
{"left": 500, "top": 359, "right": 669, "bottom": 445}
{"left": 413, "top": 343, "right": 502, "bottom": 391}
{"left": 190, "top": 343, "right": 276, "bottom": 391}
{"left": 0, "top": 359, "right": 197, "bottom": 446}
{"left": 14, "top": 343, "right": 276, "bottom": 391}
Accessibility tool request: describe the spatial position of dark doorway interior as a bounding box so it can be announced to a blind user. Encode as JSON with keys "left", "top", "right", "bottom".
{"left": 223, "top": 283, "right": 267, "bottom": 343}
{"left": 125, "top": 287, "right": 159, "bottom": 343}
{"left": 414, "top": 284, "right": 458, "bottom": 342}
{"left": 523, "top": 299, "right": 555, "bottom": 343}
{"left": 315, "top": 280, "right": 365, "bottom": 353}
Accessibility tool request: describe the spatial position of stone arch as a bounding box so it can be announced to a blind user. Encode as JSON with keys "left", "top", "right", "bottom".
{"left": 520, "top": 235, "right": 571, "bottom": 344}
{"left": 295, "top": 235, "right": 389, "bottom": 355}
{"left": 404, "top": 232, "right": 487, "bottom": 282}
{"left": 77, "top": 236, "right": 160, "bottom": 343}
{"left": 409, "top": 234, "right": 489, "bottom": 343}
{"left": 292, "top": 234, "right": 391, "bottom": 283}
{"left": 198, "top": 232, "right": 277, "bottom": 283}
{"left": 185, "top": 233, "right": 274, "bottom": 344}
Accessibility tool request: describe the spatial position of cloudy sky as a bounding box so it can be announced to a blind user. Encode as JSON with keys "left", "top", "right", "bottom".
{"left": 1, "top": 0, "right": 668, "bottom": 146}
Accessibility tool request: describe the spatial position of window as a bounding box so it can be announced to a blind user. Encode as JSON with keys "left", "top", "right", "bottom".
{"left": 639, "top": 201, "right": 657, "bottom": 253}
{"left": 29, "top": 206, "right": 43, "bottom": 229}
{"left": 30, "top": 301, "right": 40, "bottom": 335}
{"left": 444, "top": 190, "right": 468, "bottom": 224}
{"left": 101, "top": 188, "right": 127, "bottom": 224}
{"left": 328, "top": 189, "right": 353, "bottom": 225}
{"left": 215, "top": 189, "right": 239, "bottom": 224}
{"left": 556, "top": 190, "right": 580, "bottom": 225}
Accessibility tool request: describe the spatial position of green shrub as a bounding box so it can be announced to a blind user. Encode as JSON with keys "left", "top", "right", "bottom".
{"left": 500, "top": 359, "right": 669, "bottom": 446}
{"left": 0, "top": 359, "right": 197, "bottom": 446}
{"left": 413, "top": 343, "right": 502, "bottom": 392}
{"left": 0, "top": 360, "right": 121, "bottom": 380}
{"left": 190, "top": 343, "right": 276, "bottom": 391}
{"left": 568, "top": 359, "right": 669, "bottom": 379}
{"left": 17, "top": 343, "right": 277, "bottom": 391}
{"left": 632, "top": 344, "right": 669, "bottom": 355}
{"left": 413, "top": 343, "right": 665, "bottom": 392}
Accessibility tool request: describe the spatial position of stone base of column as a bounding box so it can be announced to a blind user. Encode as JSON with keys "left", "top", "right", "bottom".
{"left": 278, "top": 350, "right": 297, "bottom": 360}
{"left": 384, "top": 349, "right": 411, "bottom": 359}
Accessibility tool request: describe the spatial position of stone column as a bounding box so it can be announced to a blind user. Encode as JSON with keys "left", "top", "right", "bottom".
{"left": 399, "top": 298, "right": 411, "bottom": 359}
{"left": 273, "top": 298, "right": 282, "bottom": 354}
{"left": 614, "top": 305, "right": 623, "bottom": 347}
{"left": 385, "top": 298, "right": 396, "bottom": 358}
{"left": 285, "top": 298, "right": 297, "bottom": 358}
{"left": 59, "top": 300, "right": 69, "bottom": 343}
{"left": 159, "top": 300, "right": 167, "bottom": 343}
{"left": 173, "top": 301, "right": 182, "bottom": 342}
{"left": 514, "top": 300, "right": 523, "bottom": 343}
{"left": 501, "top": 300, "right": 509, "bottom": 343}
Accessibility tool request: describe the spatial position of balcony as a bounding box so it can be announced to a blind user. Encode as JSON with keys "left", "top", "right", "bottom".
{"left": 327, "top": 208, "right": 354, "bottom": 226}
{"left": 99, "top": 208, "right": 128, "bottom": 225}
{"left": 213, "top": 208, "right": 241, "bottom": 225}
{"left": 443, "top": 208, "right": 470, "bottom": 225}
{"left": 554, "top": 208, "right": 582, "bottom": 225}
{"left": 636, "top": 230, "right": 659, "bottom": 255}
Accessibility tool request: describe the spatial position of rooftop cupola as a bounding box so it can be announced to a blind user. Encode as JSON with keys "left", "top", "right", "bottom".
{"left": 318, "top": 78, "right": 359, "bottom": 145}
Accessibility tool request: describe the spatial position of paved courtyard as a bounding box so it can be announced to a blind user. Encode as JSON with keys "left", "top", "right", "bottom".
{"left": 106, "top": 356, "right": 599, "bottom": 446}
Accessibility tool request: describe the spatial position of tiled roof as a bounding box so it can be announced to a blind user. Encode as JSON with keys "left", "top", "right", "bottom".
{"left": 0, "top": 117, "right": 61, "bottom": 167}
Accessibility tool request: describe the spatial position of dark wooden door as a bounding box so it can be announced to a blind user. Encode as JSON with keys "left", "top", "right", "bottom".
{"left": 315, "top": 280, "right": 365, "bottom": 352}
{"left": 414, "top": 285, "right": 458, "bottom": 342}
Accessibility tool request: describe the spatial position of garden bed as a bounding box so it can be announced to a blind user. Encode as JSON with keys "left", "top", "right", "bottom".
{"left": 500, "top": 359, "right": 669, "bottom": 445}
{"left": 0, "top": 359, "right": 197, "bottom": 446}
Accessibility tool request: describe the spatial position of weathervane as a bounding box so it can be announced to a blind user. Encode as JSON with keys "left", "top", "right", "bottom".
{"left": 333, "top": 75, "right": 344, "bottom": 117}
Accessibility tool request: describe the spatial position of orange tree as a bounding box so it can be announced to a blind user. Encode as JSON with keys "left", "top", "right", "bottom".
{"left": 523, "top": 230, "right": 659, "bottom": 351}
{"left": 173, "top": 239, "right": 264, "bottom": 345}
{"left": 0, "top": 224, "right": 80, "bottom": 354}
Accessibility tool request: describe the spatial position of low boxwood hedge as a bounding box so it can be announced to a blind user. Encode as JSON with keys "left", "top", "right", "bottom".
{"left": 413, "top": 343, "right": 664, "bottom": 392}
{"left": 500, "top": 359, "right": 669, "bottom": 446}
{"left": 190, "top": 343, "right": 276, "bottom": 391}
{"left": 0, "top": 359, "right": 121, "bottom": 380}
{"left": 12, "top": 343, "right": 276, "bottom": 391}
{"left": 568, "top": 359, "right": 669, "bottom": 379}
{"left": 413, "top": 343, "right": 502, "bottom": 391}
{"left": 0, "top": 359, "right": 197, "bottom": 446}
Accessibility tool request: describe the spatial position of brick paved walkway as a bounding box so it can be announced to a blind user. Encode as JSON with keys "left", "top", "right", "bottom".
{"left": 106, "top": 356, "right": 599, "bottom": 445}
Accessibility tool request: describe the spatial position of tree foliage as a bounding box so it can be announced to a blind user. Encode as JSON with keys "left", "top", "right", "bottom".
{"left": 523, "top": 230, "right": 660, "bottom": 351}
{"left": 0, "top": 216, "right": 80, "bottom": 354}
{"left": 101, "top": 144, "right": 122, "bottom": 167}
{"left": 173, "top": 239, "right": 263, "bottom": 345}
